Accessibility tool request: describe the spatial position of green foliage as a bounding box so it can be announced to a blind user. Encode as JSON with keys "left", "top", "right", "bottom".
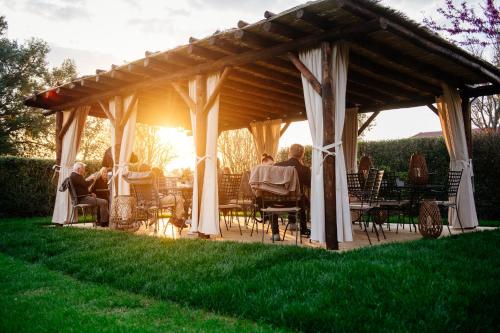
{"left": 0, "top": 157, "right": 100, "bottom": 217}
{"left": 0, "top": 16, "right": 77, "bottom": 156}
{"left": 279, "top": 133, "right": 500, "bottom": 219}
{"left": 0, "top": 217, "right": 499, "bottom": 332}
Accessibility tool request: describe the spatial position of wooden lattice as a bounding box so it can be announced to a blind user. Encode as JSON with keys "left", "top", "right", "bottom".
{"left": 110, "top": 195, "right": 140, "bottom": 232}
{"left": 358, "top": 155, "right": 373, "bottom": 184}
{"left": 418, "top": 200, "right": 442, "bottom": 238}
{"left": 409, "top": 152, "right": 429, "bottom": 185}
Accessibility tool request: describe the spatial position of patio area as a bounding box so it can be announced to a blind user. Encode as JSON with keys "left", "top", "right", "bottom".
{"left": 71, "top": 218, "right": 496, "bottom": 251}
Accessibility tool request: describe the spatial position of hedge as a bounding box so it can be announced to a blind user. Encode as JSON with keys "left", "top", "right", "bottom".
{"left": 0, "top": 158, "right": 100, "bottom": 217}
{"left": 278, "top": 133, "right": 500, "bottom": 220}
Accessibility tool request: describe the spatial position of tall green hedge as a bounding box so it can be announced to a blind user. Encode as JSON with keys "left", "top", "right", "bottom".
{"left": 278, "top": 133, "right": 500, "bottom": 220}
{"left": 0, "top": 158, "right": 100, "bottom": 217}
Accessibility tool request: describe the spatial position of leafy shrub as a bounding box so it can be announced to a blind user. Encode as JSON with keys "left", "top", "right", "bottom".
{"left": 278, "top": 133, "right": 500, "bottom": 219}
{"left": 0, "top": 157, "right": 100, "bottom": 217}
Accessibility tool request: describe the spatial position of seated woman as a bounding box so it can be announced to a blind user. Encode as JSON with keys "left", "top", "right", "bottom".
{"left": 261, "top": 153, "right": 274, "bottom": 165}
{"left": 89, "top": 167, "right": 110, "bottom": 226}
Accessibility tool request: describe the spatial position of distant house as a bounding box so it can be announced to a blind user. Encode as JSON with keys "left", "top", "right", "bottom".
{"left": 411, "top": 128, "right": 486, "bottom": 139}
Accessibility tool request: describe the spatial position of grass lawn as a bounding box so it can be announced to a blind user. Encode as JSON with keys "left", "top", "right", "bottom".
{"left": 0, "top": 217, "right": 499, "bottom": 332}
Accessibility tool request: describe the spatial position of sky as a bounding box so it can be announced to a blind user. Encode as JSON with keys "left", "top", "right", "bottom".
{"left": 0, "top": 0, "right": 483, "bottom": 168}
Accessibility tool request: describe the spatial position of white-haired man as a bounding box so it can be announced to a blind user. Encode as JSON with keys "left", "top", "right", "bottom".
{"left": 70, "top": 162, "right": 109, "bottom": 226}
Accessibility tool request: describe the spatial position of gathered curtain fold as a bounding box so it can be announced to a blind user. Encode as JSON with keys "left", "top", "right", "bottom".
{"left": 332, "top": 43, "right": 353, "bottom": 242}
{"left": 436, "top": 84, "right": 478, "bottom": 229}
{"left": 299, "top": 43, "right": 352, "bottom": 244}
{"left": 342, "top": 107, "right": 359, "bottom": 173}
{"left": 299, "top": 47, "right": 325, "bottom": 243}
{"left": 189, "top": 74, "right": 221, "bottom": 235}
{"left": 110, "top": 95, "right": 138, "bottom": 197}
{"left": 198, "top": 73, "right": 221, "bottom": 235}
{"left": 188, "top": 80, "right": 199, "bottom": 233}
{"left": 52, "top": 106, "right": 90, "bottom": 224}
{"left": 249, "top": 119, "right": 282, "bottom": 161}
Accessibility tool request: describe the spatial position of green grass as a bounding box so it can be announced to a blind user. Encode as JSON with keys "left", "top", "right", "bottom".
{"left": 1, "top": 217, "right": 499, "bottom": 332}
{"left": 0, "top": 253, "right": 280, "bottom": 333}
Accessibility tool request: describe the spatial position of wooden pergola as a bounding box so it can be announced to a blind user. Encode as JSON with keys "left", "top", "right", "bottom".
{"left": 25, "top": 0, "right": 500, "bottom": 249}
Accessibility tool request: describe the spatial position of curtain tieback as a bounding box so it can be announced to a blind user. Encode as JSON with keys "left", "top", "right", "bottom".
{"left": 109, "top": 164, "right": 128, "bottom": 184}
{"left": 313, "top": 141, "right": 342, "bottom": 164}
{"left": 196, "top": 155, "right": 210, "bottom": 165}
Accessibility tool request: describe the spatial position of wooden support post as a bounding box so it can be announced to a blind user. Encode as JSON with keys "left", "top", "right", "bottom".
{"left": 321, "top": 42, "right": 338, "bottom": 251}
{"left": 461, "top": 95, "right": 473, "bottom": 158}
{"left": 55, "top": 111, "right": 63, "bottom": 167}
{"left": 112, "top": 96, "right": 124, "bottom": 197}
{"left": 195, "top": 75, "right": 209, "bottom": 239}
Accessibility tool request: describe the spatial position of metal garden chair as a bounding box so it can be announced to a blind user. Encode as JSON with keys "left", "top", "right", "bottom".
{"left": 219, "top": 173, "right": 243, "bottom": 236}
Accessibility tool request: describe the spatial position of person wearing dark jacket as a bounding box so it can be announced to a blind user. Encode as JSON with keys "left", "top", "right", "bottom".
{"left": 275, "top": 144, "right": 311, "bottom": 237}
{"left": 70, "top": 162, "right": 109, "bottom": 226}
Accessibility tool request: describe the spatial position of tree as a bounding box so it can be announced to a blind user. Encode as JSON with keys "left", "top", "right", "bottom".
{"left": 0, "top": 16, "right": 79, "bottom": 156}
{"left": 423, "top": 0, "right": 499, "bottom": 131}
{"left": 79, "top": 117, "right": 111, "bottom": 161}
{"left": 0, "top": 16, "right": 50, "bottom": 154}
{"left": 134, "top": 124, "right": 176, "bottom": 168}
{"left": 218, "top": 128, "right": 258, "bottom": 173}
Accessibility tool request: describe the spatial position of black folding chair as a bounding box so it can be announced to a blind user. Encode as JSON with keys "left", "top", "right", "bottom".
{"left": 219, "top": 173, "right": 243, "bottom": 236}
{"left": 258, "top": 191, "right": 302, "bottom": 244}
{"left": 436, "top": 170, "right": 464, "bottom": 233}
{"left": 66, "top": 177, "right": 97, "bottom": 227}
{"left": 349, "top": 169, "right": 384, "bottom": 245}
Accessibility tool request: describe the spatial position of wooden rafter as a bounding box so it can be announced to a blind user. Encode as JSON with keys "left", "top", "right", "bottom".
{"left": 427, "top": 104, "right": 438, "bottom": 116}
{"left": 171, "top": 82, "right": 196, "bottom": 111}
{"left": 358, "top": 111, "right": 381, "bottom": 135}
{"left": 287, "top": 52, "right": 322, "bottom": 96}
{"left": 119, "top": 94, "right": 138, "bottom": 129}
{"left": 58, "top": 108, "right": 76, "bottom": 140}
{"left": 280, "top": 122, "right": 291, "bottom": 137}
{"left": 98, "top": 99, "right": 116, "bottom": 126}
{"left": 203, "top": 67, "right": 231, "bottom": 115}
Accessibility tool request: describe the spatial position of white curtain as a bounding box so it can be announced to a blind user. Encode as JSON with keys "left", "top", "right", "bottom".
{"left": 188, "top": 80, "right": 199, "bottom": 233}
{"left": 52, "top": 106, "right": 90, "bottom": 224}
{"left": 437, "top": 84, "right": 478, "bottom": 228}
{"left": 299, "top": 47, "right": 325, "bottom": 243}
{"left": 198, "top": 73, "right": 221, "bottom": 235}
{"left": 332, "top": 43, "right": 353, "bottom": 242}
{"left": 110, "top": 95, "right": 138, "bottom": 197}
{"left": 249, "top": 119, "right": 282, "bottom": 160}
{"left": 342, "top": 107, "right": 359, "bottom": 173}
{"left": 299, "top": 43, "right": 352, "bottom": 244}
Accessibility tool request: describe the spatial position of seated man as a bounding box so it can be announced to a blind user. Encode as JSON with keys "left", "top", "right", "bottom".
{"left": 89, "top": 167, "right": 110, "bottom": 226}
{"left": 275, "top": 143, "right": 311, "bottom": 237}
{"left": 70, "top": 162, "right": 109, "bottom": 226}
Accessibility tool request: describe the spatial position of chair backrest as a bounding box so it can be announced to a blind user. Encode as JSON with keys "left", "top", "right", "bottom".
{"left": 347, "top": 173, "right": 363, "bottom": 199}
{"left": 259, "top": 189, "right": 301, "bottom": 209}
{"left": 219, "top": 173, "right": 243, "bottom": 204}
{"left": 123, "top": 172, "right": 160, "bottom": 208}
{"left": 66, "top": 177, "right": 79, "bottom": 205}
{"left": 361, "top": 169, "right": 384, "bottom": 205}
{"left": 380, "top": 171, "right": 398, "bottom": 199}
{"left": 239, "top": 171, "right": 254, "bottom": 199}
{"left": 447, "top": 170, "right": 463, "bottom": 199}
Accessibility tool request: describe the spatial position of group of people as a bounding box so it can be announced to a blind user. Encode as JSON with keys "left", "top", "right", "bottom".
{"left": 67, "top": 147, "right": 187, "bottom": 227}
{"left": 66, "top": 143, "right": 312, "bottom": 240}
{"left": 257, "top": 144, "right": 311, "bottom": 241}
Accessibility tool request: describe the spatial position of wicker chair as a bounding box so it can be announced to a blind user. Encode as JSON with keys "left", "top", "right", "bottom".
{"left": 349, "top": 169, "right": 385, "bottom": 245}
{"left": 219, "top": 173, "right": 243, "bottom": 236}
{"left": 435, "top": 170, "right": 464, "bottom": 233}
{"left": 238, "top": 171, "right": 258, "bottom": 228}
